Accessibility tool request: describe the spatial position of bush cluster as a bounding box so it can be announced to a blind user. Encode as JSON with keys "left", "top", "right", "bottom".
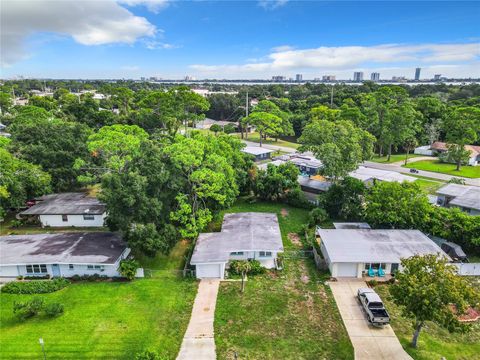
{"left": 13, "top": 297, "right": 64, "bottom": 320}
{"left": 119, "top": 259, "right": 140, "bottom": 280}
{"left": 70, "top": 274, "right": 108, "bottom": 282}
{"left": 229, "top": 259, "right": 266, "bottom": 276}
{"left": 1, "top": 278, "right": 70, "bottom": 294}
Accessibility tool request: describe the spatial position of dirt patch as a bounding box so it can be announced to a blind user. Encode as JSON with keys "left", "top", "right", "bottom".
{"left": 280, "top": 208, "right": 289, "bottom": 218}
{"left": 288, "top": 232, "right": 302, "bottom": 246}
{"left": 301, "top": 275, "right": 310, "bottom": 284}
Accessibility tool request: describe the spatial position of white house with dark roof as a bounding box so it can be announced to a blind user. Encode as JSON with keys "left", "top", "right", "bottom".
{"left": 20, "top": 193, "right": 106, "bottom": 227}
{"left": 241, "top": 146, "right": 274, "bottom": 162}
{"left": 436, "top": 184, "right": 480, "bottom": 215}
{"left": 317, "top": 225, "right": 448, "bottom": 278}
{"left": 0, "top": 232, "right": 130, "bottom": 278}
{"left": 191, "top": 212, "right": 283, "bottom": 279}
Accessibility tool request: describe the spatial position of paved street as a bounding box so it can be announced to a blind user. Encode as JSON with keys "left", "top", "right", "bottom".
{"left": 329, "top": 280, "right": 412, "bottom": 360}
{"left": 242, "top": 139, "right": 296, "bottom": 153}
{"left": 177, "top": 279, "right": 220, "bottom": 360}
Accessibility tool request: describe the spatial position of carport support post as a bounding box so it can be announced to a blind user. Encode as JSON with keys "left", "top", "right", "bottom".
{"left": 412, "top": 321, "right": 424, "bottom": 348}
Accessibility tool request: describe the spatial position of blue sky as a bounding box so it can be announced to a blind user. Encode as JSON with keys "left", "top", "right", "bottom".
{"left": 1, "top": 0, "right": 479, "bottom": 79}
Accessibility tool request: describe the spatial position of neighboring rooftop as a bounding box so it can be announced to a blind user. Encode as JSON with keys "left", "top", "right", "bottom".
{"left": 241, "top": 146, "right": 275, "bottom": 156}
{"left": 333, "top": 222, "right": 372, "bottom": 229}
{"left": 20, "top": 192, "right": 106, "bottom": 216}
{"left": 431, "top": 141, "right": 480, "bottom": 156}
{"left": 298, "top": 176, "right": 332, "bottom": 192}
{"left": 317, "top": 229, "right": 448, "bottom": 263}
{"left": 437, "top": 184, "right": 480, "bottom": 211}
{"left": 191, "top": 212, "right": 283, "bottom": 263}
{"left": 0, "top": 232, "right": 127, "bottom": 265}
{"left": 349, "top": 166, "right": 416, "bottom": 183}
{"left": 275, "top": 152, "right": 323, "bottom": 169}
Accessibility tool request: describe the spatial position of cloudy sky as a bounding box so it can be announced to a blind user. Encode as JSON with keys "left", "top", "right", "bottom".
{"left": 1, "top": 0, "right": 479, "bottom": 79}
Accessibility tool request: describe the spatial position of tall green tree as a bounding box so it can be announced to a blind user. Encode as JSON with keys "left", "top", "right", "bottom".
{"left": 243, "top": 112, "right": 282, "bottom": 147}
{"left": 299, "top": 119, "right": 375, "bottom": 180}
{"left": 390, "top": 254, "right": 479, "bottom": 348}
{"left": 254, "top": 162, "right": 300, "bottom": 201}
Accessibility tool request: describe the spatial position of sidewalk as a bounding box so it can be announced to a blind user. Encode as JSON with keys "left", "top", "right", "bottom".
{"left": 176, "top": 279, "right": 220, "bottom": 360}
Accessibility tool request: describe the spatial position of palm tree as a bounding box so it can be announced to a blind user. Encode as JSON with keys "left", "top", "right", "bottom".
{"left": 231, "top": 260, "right": 251, "bottom": 293}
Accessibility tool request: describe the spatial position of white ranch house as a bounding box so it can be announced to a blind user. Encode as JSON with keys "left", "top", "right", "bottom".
{"left": 317, "top": 224, "right": 449, "bottom": 278}
{"left": 0, "top": 232, "right": 131, "bottom": 278}
{"left": 436, "top": 184, "right": 480, "bottom": 216}
{"left": 20, "top": 193, "right": 106, "bottom": 227}
{"left": 191, "top": 212, "right": 283, "bottom": 279}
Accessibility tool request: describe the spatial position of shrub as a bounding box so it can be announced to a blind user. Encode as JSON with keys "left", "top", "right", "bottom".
{"left": 284, "top": 187, "right": 314, "bottom": 209}
{"left": 44, "top": 302, "right": 64, "bottom": 317}
{"left": 119, "top": 259, "right": 139, "bottom": 280}
{"left": 308, "top": 207, "right": 329, "bottom": 227}
{"left": 1, "top": 278, "right": 70, "bottom": 294}
{"left": 135, "top": 349, "right": 161, "bottom": 360}
{"left": 248, "top": 260, "right": 266, "bottom": 275}
{"left": 367, "top": 279, "right": 378, "bottom": 287}
{"left": 13, "top": 297, "right": 44, "bottom": 320}
{"left": 70, "top": 274, "right": 109, "bottom": 282}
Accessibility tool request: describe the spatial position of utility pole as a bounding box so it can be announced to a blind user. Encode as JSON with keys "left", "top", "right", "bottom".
{"left": 245, "top": 91, "right": 249, "bottom": 139}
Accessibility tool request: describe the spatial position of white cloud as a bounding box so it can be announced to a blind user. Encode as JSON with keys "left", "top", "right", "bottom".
{"left": 258, "top": 0, "right": 289, "bottom": 10}
{"left": 144, "top": 40, "right": 180, "bottom": 50}
{"left": 1, "top": 0, "right": 158, "bottom": 66}
{"left": 190, "top": 42, "right": 480, "bottom": 78}
{"left": 118, "top": 0, "right": 169, "bottom": 14}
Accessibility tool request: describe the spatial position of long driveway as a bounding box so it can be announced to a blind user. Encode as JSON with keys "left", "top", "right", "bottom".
{"left": 329, "top": 281, "right": 412, "bottom": 360}
{"left": 177, "top": 279, "right": 220, "bottom": 360}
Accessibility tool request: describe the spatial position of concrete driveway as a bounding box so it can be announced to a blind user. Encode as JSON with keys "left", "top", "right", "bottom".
{"left": 329, "top": 281, "right": 412, "bottom": 360}
{"left": 177, "top": 279, "right": 220, "bottom": 360}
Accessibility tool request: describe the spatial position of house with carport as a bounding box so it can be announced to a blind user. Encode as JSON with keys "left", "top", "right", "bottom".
{"left": 191, "top": 212, "right": 283, "bottom": 279}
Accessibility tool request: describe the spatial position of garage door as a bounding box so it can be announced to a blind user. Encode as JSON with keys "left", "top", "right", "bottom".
{"left": 336, "top": 263, "right": 358, "bottom": 277}
{"left": 196, "top": 263, "right": 223, "bottom": 279}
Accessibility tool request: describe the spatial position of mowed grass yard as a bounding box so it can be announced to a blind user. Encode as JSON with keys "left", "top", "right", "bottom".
{"left": 238, "top": 132, "right": 301, "bottom": 150}
{"left": 0, "top": 241, "right": 198, "bottom": 360}
{"left": 213, "top": 200, "right": 354, "bottom": 359}
{"left": 371, "top": 153, "right": 423, "bottom": 163}
{"left": 376, "top": 281, "right": 480, "bottom": 360}
{"left": 404, "top": 160, "right": 480, "bottom": 178}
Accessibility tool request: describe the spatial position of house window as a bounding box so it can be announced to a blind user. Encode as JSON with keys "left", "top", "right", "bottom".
{"left": 230, "top": 251, "right": 244, "bottom": 256}
{"left": 364, "top": 263, "right": 386, "bottom": 271}
{"left": 26, "top": 264, "right": 48, "bottom": 273}
{"left": 69, "top": 264, "right": 74, "bottom": 270}
{"left": 259, "top": 251, "right": 272, "bottom": 258}
{"left": 62, "top": 214, "right": 68, "bottom": 222}
{"left": 87, "top": 265, "right": 94, "bottom": 270}
{"left": 83, "top": 214, "right": 95, "bottom": 220}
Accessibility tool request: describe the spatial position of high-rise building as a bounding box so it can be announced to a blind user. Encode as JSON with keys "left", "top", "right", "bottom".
{"left": 272, "top": 75, "right": 286, "bottom": 82}
{"left": 415, "top": 68, "right": 421, "bottom": 81}
{"left": 295, "top": 74, "right": 303, "bottom": 82}
{"left": 353, "top": 72, "right": 364, "bottom": 81}
{"left": 322, "top": 75, "right": 336, "bottom": 81}
{"left": 434, "top": 74, "right": 441, "bottom": 81}
{"left": 370, "top": 72, "right": 380, "bottom": 81}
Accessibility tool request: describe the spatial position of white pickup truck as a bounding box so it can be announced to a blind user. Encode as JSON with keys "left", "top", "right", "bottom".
{"left": 357, "top": 288, "right": 390, "bottom": 326}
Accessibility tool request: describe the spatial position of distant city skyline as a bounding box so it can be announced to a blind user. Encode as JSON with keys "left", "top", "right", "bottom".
{"left": 1, "top": 1, "right": 479, "bottom": 79}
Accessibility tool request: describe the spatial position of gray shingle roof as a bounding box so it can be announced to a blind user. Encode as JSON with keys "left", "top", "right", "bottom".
{"left": 437, "top": 184, "right": 480, "bottom": 211}
{"left": 0, "top": 232, "right": 127, "bottom": 265}
{"left": 191, "top": 212, "right": 283, "bottom": 264}
{"left": 241, "top": 146, "right": 274, "bottom": 156}
{"left": 20, "top": 193, "right": 106, "bottom": 215}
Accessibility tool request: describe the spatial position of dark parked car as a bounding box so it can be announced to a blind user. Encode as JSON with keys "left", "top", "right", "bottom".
{"left": 441, "top": 242, "right": 468, "bottom": 262}
{"left": 409, "top": 168, "right": 419, "bottom": 173}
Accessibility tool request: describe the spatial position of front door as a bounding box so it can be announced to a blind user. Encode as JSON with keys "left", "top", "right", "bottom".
{"left": 51, "top": 264, "right": 61, "bottom": 277}
{"left": 391, "top": 263, "right": 399, "bottom": 275}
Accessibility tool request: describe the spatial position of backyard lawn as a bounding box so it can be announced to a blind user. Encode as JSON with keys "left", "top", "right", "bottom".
{"left": 238, "top": 132, "right": 300, "bottom": 150}
{"left": 404, "top": 160, "right": 480, "bottom": 178}
{"left": 0, "top": 242, "right": 197, "bottom": 359}
{"left": 371, "top": 153, "right": 423, "bottom": 163}
{"left": 413, "top": 178, "right": 445, "bottom": 195}
{"left": 376, "top": 284, "right": 480, "bottom": 360}
{"left": 214, "top": 200, "right": 353, "bottom": 359}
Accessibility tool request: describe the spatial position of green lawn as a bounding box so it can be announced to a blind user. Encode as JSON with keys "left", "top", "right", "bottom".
{"left": 404, "top": 160, "right": 480, "bottom": 178}
{"left": 371, "top": 153, "right": 423, "bottom": 163}
{"left": 213, "top": 200, "right": 353, "bottom": 359}
{"left": 238, "top": 132, "right": 300, "bottom": 150}
{"left": 375, "top": 284, "right": 480, "bottom": 360}
{"left": 0, "top": 242, "right": 197, "bottom": 359}
{"left": 414, "top": 179, "right": 445, "bottom": 195}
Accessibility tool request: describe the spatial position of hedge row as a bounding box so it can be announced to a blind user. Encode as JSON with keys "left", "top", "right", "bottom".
{"left": 1, "top": 278, "right": 70, "bottom": 294}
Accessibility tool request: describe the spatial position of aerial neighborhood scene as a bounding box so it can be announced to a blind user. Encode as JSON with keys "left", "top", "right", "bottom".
{"left": 1, "top": 0, "right": 480, "bottom": 359}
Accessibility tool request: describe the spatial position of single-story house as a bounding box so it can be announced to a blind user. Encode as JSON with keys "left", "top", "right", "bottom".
{"left": 317, "top": 226, "right": 448, "bottom": 278}
{"left": 274, "top": 152, "right": 323, "bottom": 176}
{"left": 20, "top": 193, "right": 106, "bottom": 227}
{"left": 191, "top": 212, "right": 283, "bottom": 279}
{"left": 195, "top": 118, "right": 239, "bottom": 130}
{"left": 0, "top": 232, "right": 130, "bottom": 278}
{"left": 241, "top": 146, "right": 275, "bottom": 161}
{"left": 431, "top": 141, "right": 480, "bottom": 166}
{"left": 349, "top": 166, "right": 416, "bottom": 184}
{"left": 414, "top": 145, "right": 434, "bottom": 156}
{"left": 436, "top": 184, "right": 480, "bottom": 215}
{"left": 332, "top": 222, "right": 371, "bottom": 229}
{"left": 0, "top": 123, "right": 10, "bottom": 138}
